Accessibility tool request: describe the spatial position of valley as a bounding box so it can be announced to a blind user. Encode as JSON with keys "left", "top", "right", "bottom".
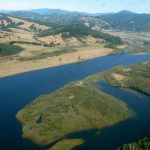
{"left": 0, "top": 6, "right": 150, "bottom": 150}
{"left": 1, "top": 10, "right": 150, "bottom": 78}
{"left": 0, "top": 13, "right": 120, "bottom": 77}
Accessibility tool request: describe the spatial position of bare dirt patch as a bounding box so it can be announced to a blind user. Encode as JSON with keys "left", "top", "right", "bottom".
{"left": 7, "top": 16, "right": 49, "bottom": 31}
{"left": 112, "top": 73, "right": 126, "bottom": 81}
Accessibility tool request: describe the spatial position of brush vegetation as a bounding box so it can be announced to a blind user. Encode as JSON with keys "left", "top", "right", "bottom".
{"left": 128, "top": 41, "right": 150, "bottom": 54}
{"left": 18, "top": 48, "right": 76, "bottom": 61}
{"left": 36, "top": 24, "right": 122, "bottom": 46}
{"left": 0, "top": 43, "right": 24, "bottom": 56}
{"left": 117, "top": 137, "right": 150, "bottom": 150}
{"left": 90, "top": 62, "right": 150, "bottom": 95}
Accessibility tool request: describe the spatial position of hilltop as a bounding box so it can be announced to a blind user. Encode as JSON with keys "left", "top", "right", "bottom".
{"left": 100, "top": 11, "right": 150, "bottom": 32}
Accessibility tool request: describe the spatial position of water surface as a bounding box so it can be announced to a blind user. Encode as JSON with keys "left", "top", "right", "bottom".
{"left": 0, "top": 53, "right": 150, "bottom": 150}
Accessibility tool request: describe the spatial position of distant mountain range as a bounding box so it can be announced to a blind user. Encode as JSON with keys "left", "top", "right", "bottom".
{"left": 28, "top": 8, "right": 116, "bottom": 16}
{"left": 1, "top": 8, "right": 149, "bottom": 16}
{"left": 99, "top": 10, "right": 150, "bottom": 31}
{"left": 29, "top": 8, "right": 90, "bottom": 15}
{"left": 0, "top": 8, "right": 115, "bottom": 16}
{"left": 1, "top": 8, "right": 150, "bottom": 32}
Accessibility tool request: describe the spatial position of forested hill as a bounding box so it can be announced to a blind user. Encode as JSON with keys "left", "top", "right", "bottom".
{"left": 0, "top": 13, "right": 122, "bottom": 46}
{"left": 6, "top": 9, "right": 150, "bottom": 32}
{"left": 99, "top": 10, "right": 150, "bottom": 32}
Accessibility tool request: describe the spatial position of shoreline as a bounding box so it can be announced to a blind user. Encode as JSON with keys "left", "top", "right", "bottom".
{"left": 0, "top": 48, "right": 113, "bottom": 78}
{"left": 16, "top": 109, "right": 123, "bottom": 145}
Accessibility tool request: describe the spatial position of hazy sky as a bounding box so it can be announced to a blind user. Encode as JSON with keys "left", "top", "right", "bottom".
{"left": 0, "top": 0, "right": 150, "bottom": 13}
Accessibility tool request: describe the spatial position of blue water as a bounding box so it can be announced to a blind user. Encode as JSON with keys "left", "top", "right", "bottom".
{"left": 0, "top": 53, "right": 150, "bottom": 150}
{"left": 63, "top": 81, "right": 150, "bottom": 150}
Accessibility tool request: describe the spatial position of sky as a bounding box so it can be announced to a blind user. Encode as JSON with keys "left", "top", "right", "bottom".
{"left": 0, "top": 0, "right": 150, "bottom": 13}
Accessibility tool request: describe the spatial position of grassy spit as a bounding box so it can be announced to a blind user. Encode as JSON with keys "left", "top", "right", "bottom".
{"left": 49, "top": 139, "right": 84, "bottom": 150}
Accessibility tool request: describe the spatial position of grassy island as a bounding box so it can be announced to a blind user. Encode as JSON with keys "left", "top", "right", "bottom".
{"left": 16, "top": 61, "right": 150, "bottom": 149}
{"left": 16, "top": 68, "right": 134, "bottom": 145}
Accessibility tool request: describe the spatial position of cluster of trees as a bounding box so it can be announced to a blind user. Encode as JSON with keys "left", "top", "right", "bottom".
{"left": 9, "top": 41, "right": 55, "bottom": 47}
{"left": 36, "top": 24, "right": 89, "bottom": 37}
{"left": 0, "top": 43, "right": 23, "bottom": 56}
{"left": 117, "top": 137, "right": 150, "bottom": 150}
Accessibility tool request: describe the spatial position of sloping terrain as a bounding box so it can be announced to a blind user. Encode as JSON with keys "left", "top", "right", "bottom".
{"left": 7, "top": 16, "right": 49, "bottom": 31}
{"left": 10, "top": 9, "right": 150, "bottom": 32}
{"left": 0, "top": 13, "right": 122, "bottom": 65}
{"left": 11, "top": 10, "right": 110, "bottom": 29}
{"left": 0, "top": 14, "right": 50, "bottom": 31}
{"left": 99, "top": 10, "right": 150, "bottom": 32}
{"left": 0, "top": 13, "right": 122, "bottom": 47}
{"left": 1, "top": 9, "right": 150, "bottom": 78}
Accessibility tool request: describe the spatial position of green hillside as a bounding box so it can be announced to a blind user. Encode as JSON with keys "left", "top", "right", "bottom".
{"left": 37, "top": 24, "right": 122, "bottom": 45}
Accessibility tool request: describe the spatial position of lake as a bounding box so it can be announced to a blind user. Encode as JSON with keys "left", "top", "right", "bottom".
{"left": 0, "top": 53, "right": 150, "bottom": 150}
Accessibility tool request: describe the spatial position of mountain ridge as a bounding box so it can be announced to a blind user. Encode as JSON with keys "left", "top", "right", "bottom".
{"left": 2, "top": 8, "right": 147, "bottom": 16}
